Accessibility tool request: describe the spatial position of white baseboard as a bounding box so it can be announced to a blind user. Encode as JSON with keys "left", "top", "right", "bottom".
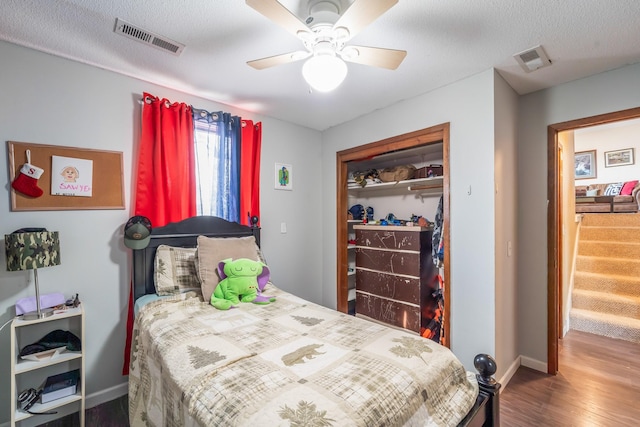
{"left": 86, "top": 382, "right": 128, "bottom": 409}
{"left": 497, "top": 355, "right": 521, "bottom": 392}
{"left": 520, "top": 355, "right": 547, "bottom": 373}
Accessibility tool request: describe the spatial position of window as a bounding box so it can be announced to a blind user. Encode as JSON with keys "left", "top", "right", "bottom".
{"left": 192, "top": 112, "right": 240, "bottom": 222}
{"left": 194, "top": 120, "right": 221, "bottom": 216}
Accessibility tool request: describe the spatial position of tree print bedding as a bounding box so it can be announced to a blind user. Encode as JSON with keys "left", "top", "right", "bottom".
{"left": 128, "top": 284, "right": 478, "bottom": 426}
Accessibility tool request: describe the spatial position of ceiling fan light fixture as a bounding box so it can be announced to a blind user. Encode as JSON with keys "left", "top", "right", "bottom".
{"left": 340, "top": 46, "right": 359, "bottom": 61}
{"left": 302, "top": 54, "right": 348, "bottom": 92}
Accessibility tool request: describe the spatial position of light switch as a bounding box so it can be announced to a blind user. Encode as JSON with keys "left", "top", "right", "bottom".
{"left": 280, "top": 222, "right": 287, "bottom": 234}
{"left": 507, "top": 241, "right": 512, "bottom": 257}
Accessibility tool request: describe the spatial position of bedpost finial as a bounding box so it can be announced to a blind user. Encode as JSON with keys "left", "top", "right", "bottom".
{"left": 251, "top": 216, "right": 259, "bottom": 227}
{"left": 474, "top": 353, "right": 497, "bottom": 386}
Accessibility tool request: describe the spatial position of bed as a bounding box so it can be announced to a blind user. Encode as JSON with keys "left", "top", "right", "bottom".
{"left": 128, "top": 216, "right": 500, "bottom": 426}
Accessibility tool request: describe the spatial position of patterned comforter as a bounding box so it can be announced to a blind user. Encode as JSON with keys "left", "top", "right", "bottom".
{"left": 129, "top": 285, "right": 478, "bottom": 426}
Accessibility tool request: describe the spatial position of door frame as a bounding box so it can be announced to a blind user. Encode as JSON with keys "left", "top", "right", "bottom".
{"left": 336, "top": 122, "right": 451, "bottom": 346}
{"left": 547, "top": 106, "right": 640, "bottom": 374}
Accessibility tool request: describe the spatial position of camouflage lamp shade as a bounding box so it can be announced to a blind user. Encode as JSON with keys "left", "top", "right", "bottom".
{"left": 5, "top": 230, "right": 60, "bottom": 320}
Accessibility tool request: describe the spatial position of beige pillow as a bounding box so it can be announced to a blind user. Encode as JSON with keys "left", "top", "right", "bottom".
{"left": 196, "top": 235, "right": 261, "bottom": 303}
{"left": 154, "top": 245, "right": 200, "bottom": 296}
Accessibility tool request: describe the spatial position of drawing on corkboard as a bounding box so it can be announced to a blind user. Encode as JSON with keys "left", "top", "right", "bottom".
{"left": 51, "top": 155, "right": 94, "bottom": 197}
{"left": 7, "top": 141, "right": 124, "bottom": 211}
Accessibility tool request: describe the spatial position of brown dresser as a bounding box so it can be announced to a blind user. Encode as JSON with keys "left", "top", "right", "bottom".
{"left": 354, "top": 225, "right": 437, "bottom": 335}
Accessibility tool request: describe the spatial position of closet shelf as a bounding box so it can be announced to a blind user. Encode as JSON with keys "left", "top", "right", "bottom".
{"left": 348, "top": 176, "right": 443, "bottom": 195}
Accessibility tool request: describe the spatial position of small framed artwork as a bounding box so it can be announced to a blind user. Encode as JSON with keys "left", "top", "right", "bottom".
{"left": 275, "top": 163, "right": 293, "bottom": 190}
{"left": 574, "top": 150, "right": 596, "bottom": 179}
{"left": 604, "top": 148, "right": 634, "bottom": 167}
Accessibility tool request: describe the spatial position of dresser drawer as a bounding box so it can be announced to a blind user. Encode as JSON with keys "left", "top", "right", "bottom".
{"left": 356, "top": 292, "right": 420, "bottom": 333}
{"left": 355, "top": 247, "right": 424, "bottom": 277}
{"left": 355, "top": 229, "right": 428, "bottom": 251}
{"left": 356, "top": 269, "right": 423, "bottom": 305}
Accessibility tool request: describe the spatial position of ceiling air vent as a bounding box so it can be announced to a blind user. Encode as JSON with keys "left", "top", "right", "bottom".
{"left": 514, "top": 45, "right": 551, "bottom": 73}
{"left": 114, "top": 18, "right": 185, "bottom": 56}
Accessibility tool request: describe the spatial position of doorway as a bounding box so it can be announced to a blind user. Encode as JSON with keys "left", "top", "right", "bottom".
{"left": 336, "top": 123, "right": 451, "bottom": 346}
{"left": 547, "top": 106, "right": 640, "bottom": 374}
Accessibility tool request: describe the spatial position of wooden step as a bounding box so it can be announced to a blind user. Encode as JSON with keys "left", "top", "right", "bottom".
{"left": 576, "top": 255, "right": 640, "bottom": 277}
{"left": 572, "top": 289, "right": 640, "bottom": 320}
{"left": 569, "top": 308, "right": 640, "bottom": 343}
{"left": 578, "top": 240, "right": 640, "bottom": 259}
{"left": 573, "top": 271, "right": 640, "bottom": 297}
{"left": 579, "top": 226, "right": 640, "bottom": 242}
{"left": 580, "top": 213, "right": 640, "bottom": 227}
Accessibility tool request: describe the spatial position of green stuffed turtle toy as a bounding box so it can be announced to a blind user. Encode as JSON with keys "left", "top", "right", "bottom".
{"left": 210, "top": 258, "right": 275, "bottom": 310}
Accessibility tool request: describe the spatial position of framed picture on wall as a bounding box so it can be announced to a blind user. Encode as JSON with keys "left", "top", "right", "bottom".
{"left": 604, "top": 148, "right": 634, "bottom": 167}
{"left": 574, "top": 150, "right": 596, "bottom": 179}
{"left": 274, "top": 162, "right": 293, "bottom": 190}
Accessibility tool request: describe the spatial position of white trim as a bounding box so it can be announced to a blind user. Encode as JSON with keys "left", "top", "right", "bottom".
{"left": 520, "top": 355, "right": 547, "bottom": 373}
{"left": 497, "top": 355, "right": 521, "bottom": 392}
{"left": 85, "top": 382, "right": 128, "bottom": 409}
{"left": 564, "top": 215, "right": 583, "bottom": 337}
{"left": 19, "top": 162, "right": 44, "bottom": 179}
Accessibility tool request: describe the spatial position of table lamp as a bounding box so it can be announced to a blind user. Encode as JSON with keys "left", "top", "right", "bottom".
{"left": 5, "top": 230, "right": 61, "bottom": 320}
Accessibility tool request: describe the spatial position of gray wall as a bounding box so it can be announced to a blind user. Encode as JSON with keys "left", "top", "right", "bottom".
{"left": 0, "top": 40, "right": 322, "bottom": 422}
{"left": 321, "top": 69, "right": 504, "bottom": 372}
{"left": 493, "top": 71, "right": 519, "bottom": 379}
{"left": 517, "top": 62, "right": 640, "bottom": 367}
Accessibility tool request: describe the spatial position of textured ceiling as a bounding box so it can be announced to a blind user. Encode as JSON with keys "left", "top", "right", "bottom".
{"left": 1, "top": 0, "right": 640, "bottom": 131}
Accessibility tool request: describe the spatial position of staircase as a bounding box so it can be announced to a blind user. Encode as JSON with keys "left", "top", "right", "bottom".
{"left": 570, "top": 213, "right": 640, "bottom": 343}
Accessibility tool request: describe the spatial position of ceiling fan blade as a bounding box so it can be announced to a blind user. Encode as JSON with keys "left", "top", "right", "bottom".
{"left": 247, "top": 51, "right": 310, "bottom": 70}
{"left": 333, "top": 0, "right": 398, "bottom": 40}
{"left": 246, "top": 0, "right": 310, "bottom": 39}
{"left": 341, "top": 46, "right": 406, "bottom": 70}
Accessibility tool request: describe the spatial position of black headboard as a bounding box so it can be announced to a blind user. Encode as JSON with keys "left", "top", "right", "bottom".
{"left": 132, "top": 216, "right": 260, "bottom": 300}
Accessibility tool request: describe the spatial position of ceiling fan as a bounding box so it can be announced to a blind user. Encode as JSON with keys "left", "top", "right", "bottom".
{"left": 245, "top": 0, "right": 407, "bottom": 92}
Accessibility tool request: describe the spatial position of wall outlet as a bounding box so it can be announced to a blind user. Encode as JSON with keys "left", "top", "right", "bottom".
{"left": 280, "top": 222, "right": 287, "bottom": 233}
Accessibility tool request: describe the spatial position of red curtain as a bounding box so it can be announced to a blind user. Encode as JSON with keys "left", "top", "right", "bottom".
{"left": 135, "top": 93, "right": 197, "bottom": 225}
{"left": 123, "top": 92, "right": 196, "bottom": 375}
{"left": 240, "top": 120, "right": 262, "bottom": 226}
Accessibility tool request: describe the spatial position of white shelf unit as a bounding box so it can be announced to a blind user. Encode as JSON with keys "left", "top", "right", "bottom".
{"left": 10, "top": 305, "right": 85, "bottom": 426}
{"left": 347, "top": 220, "right": 360, "bottom": 314}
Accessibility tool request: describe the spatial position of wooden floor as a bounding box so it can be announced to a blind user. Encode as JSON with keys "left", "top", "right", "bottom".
{"left": 501, "top": 329, "right": 640, "bottom": 427}
{"left": 38, "top": 329, "right": 639, "bottom": 427}
{"left": 36, "top": 394, "right": 128, "bottom": 427}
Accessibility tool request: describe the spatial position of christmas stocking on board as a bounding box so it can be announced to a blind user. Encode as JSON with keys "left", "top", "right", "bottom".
{"left": 12, "top": 149, "right": 44, "bottom": 198}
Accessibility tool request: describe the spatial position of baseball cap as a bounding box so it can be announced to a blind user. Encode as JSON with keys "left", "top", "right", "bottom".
{"left": 124, "top": 216, "right": 152, "bottom": 250}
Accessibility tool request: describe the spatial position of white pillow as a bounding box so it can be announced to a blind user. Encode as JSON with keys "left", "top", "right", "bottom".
{"left": 154, "top": 245, "right": 200, "bottom": 296}
{"left": 603, "top": 183, "right": 623, "bottom": 196}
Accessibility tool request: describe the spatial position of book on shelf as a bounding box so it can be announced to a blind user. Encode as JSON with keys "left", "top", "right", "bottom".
{"left": 41, "top": 369, "right": 80, "bottom": 404}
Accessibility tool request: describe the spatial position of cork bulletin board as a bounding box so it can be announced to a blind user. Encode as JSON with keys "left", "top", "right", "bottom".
{"left": 7, "top": 141, "right": 125, "bottom": 211}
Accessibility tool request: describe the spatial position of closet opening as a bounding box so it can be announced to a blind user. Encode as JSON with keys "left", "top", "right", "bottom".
{"left": 336, "top": 123, "right": 451, "bottom": 347}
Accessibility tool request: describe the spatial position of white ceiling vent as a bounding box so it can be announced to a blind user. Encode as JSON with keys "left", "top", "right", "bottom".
{"left": 114, "top": 18, "right": 185, "bottom": 56}
{"left": 514, "top": 45, "right": 551, "bottom": 72}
